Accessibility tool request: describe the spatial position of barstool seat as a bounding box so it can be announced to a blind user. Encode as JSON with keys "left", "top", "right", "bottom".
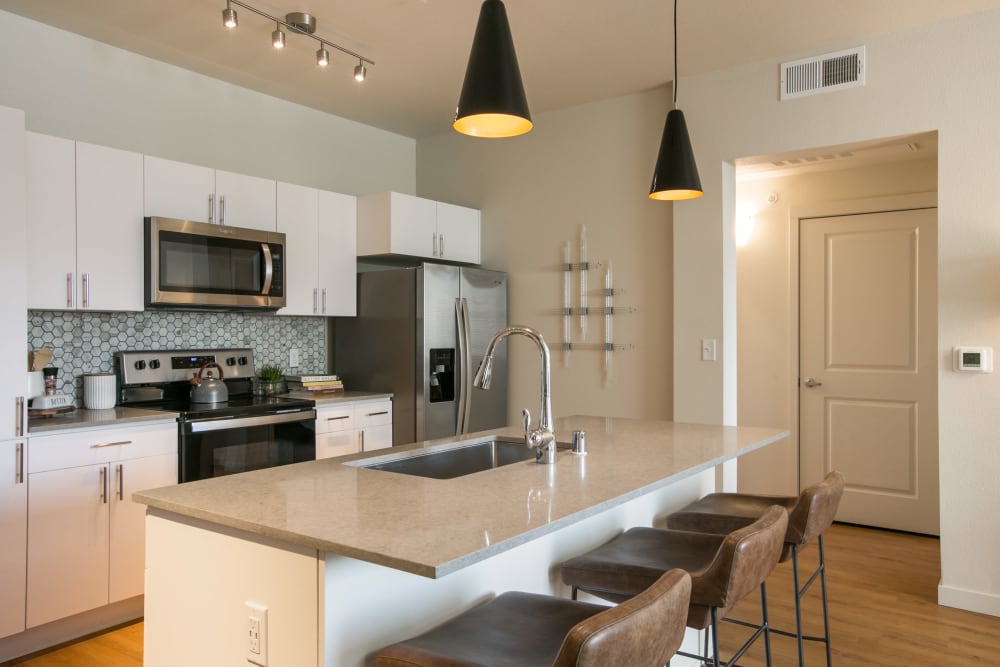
{"left": 372, "top": 568, "right": 691, "bottom": 667}
{"left": 560, "top": 505, "right": 789, "bottom": 667}
{"left": 666, "top": 471, "right": 846, "bottom": 666}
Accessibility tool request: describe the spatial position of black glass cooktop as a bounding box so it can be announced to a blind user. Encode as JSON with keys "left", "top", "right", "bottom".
{"left": 138, "top": 393, "right": 315, "bottom": 421}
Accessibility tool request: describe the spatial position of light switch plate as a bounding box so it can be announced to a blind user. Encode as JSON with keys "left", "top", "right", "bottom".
{"left": 701, "top": 338, "right": 717, "bottom": 362}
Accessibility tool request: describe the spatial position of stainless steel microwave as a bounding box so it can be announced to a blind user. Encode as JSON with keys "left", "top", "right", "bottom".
{"left": 145, "top": 217, "right": 286, "bottom": 311}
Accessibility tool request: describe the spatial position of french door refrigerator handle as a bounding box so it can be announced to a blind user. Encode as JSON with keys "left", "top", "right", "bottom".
{"left": 455, "top": 298, "right": 468, "bottom": 435}
{"left": 461, "top": 298, "right": 473, "bottom": 433}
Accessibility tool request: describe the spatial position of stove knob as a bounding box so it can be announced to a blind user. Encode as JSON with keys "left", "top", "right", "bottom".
{"left": 149, "top": 359, "right": 161, "bottom": 370}
{"left": 238, "top": 356, "right": 248, "bottom": 366}
{"left": 134, "top": 360, "right": 146, "bottom": 370}
{"left": 226, "top": 357, "right": 237, "bottom": 366}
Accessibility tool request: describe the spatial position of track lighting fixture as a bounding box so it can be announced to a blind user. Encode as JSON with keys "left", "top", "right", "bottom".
{"left": 454, "top": 0, "right": 532, "bottom": 138}
{"left": 649, "top": 0, "right": 703, "bottom": 200}
{"left": 220, "top": 1, "right": 374, "bottom": 80}
{"left": 222, "top": 0, "right": 238, "bottom": 28}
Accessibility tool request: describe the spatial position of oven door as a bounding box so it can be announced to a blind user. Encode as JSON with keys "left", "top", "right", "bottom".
{"left": 179, "top": 409, "right": 315, "bottom": 482}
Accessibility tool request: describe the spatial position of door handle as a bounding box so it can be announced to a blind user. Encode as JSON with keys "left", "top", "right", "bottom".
{"left": 802, "top": 377, "right": 823, "bottom": 388}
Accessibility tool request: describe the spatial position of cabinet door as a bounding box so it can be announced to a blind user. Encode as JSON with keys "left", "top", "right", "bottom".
{"left": 76, "top": 141, "right": 144, "bottom": 311}
{"left": 109, "top": 453, "right": 177, "bottom": 603}
{"left": 215, "top": 170, "right": 276, "bottom": 231}
{"left": 0, "top": 107, "right": 27, "bottom": 440}
{"left": 436, "top": 202, "right": 481, "bottom": 264}
{"left": 26, "top": 132, "right": 78, "bottom": 310}
{"left": 316, "top": 431, "right": 359, "bottom": 459}
{"left": 318, "top": 190, "right": 357, "bottom": 316}
{"left": 0, "top": 440, "right": 27, "bottom": 639}
{"left": 27, "top": 463, "right": 111, "bottom": 628}
{"left": 390, "top": 192, "right": 437, "bottom": 257}
{"left": 143, "top": 155, "right": 215, "bottom": 223}
{"left": 277, "top": 181, "right": 320, "bottom": 316}
{"left": 360, "top": 425, "right": 393, "bottom": 451}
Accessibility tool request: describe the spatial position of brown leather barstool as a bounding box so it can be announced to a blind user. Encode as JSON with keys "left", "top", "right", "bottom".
{"left": 560, "top": 505, "right": 788, "bottom": 667}
{"left": 372, "top": 568, "right": 691, "bottom": 667}
{"left": 666, "top": 471, "right": 846, "bottom": 666}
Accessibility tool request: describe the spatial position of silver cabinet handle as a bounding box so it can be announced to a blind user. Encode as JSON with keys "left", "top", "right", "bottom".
{"left": 326, "top": 415, "right": 350, "bottom": 421}
{"left": 360, "top": 430, "right": 365, "bottom": 451}
{"left": 219, "top": 195, "right": 226, "bottom": 225}
{"left": 802, "top": 377, "right": 823, "bottom": 388}
{"left": 99, "top": 466, "right": 108, "bottom": 504}
{"left": 15, "top": 442, "right": 24, "bottom": 485}
{"left": 82, "top": 272, "right": 90, "bottom": 309}
{"left": 116, "top": 463, "right": 124, "bottom": 501}
{"left": 15, "top": 396, "right": 24, "bottom": 437}
{"left": 432, "top": 232, "right": 439, "bottom": 257}
{"left": 89, "top": 440, "right": 133, "bottom": 449}
{"left": 439, "top": 233, "right": 445, "bottom": 257}
{"left": 366, "top": 411, "right": 389, "bottom": 417}
{"left": 313, "top": 288, "right": 319, "bottom": 314}
{"left": 66, "top": 273, "right": 74, "bottom": 308}
{"left": 322, "top": 288, "right": 328, "bottom": 314}
{"left": 209, "top": 193, "right": 215, "bottom": 224}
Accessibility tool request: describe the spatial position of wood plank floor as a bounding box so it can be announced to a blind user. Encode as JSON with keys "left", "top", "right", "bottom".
{"left": 4, "top": 523, "right": 997, "bottom": 666}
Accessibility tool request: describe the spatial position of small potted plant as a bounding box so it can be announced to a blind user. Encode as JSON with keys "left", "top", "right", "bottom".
{"left": 256, "top": 364, "right": 285, "bottom": 397}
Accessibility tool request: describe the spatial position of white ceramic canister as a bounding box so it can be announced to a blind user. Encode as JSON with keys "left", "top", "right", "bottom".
{"left": 83, "top": 373, "right": 117, "bottom": 410}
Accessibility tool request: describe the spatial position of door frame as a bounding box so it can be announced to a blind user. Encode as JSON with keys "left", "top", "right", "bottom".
{"left": 787, "top": 191, "right": 938, "bottom": 491}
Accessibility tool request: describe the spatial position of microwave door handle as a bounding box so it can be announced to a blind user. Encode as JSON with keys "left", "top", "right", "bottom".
{"left": 261, "top": 243, "right": 274, "bottom": 295}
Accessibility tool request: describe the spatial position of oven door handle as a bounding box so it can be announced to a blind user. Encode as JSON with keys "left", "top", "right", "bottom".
{"left": 187, "top": 409, "right": 315, "bottom": 433}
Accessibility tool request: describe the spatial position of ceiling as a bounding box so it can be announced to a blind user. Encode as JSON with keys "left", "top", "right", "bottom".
{"left": 2, "top": 0, "right": 1000, "bottom": 139}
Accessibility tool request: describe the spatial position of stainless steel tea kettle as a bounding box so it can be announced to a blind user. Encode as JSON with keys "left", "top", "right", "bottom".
{"left": 190, "top": 362, "right": 229, "bottom": 403}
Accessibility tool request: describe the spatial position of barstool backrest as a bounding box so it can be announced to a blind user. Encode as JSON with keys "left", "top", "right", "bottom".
{"left": 788, "top": 471, "right": 846, "bottom": 545}
{"left": 694, "top": 505, "right": 788, "bottom": 614}
{"left": 555, "top": 568, "right": 691, "bottom": 667}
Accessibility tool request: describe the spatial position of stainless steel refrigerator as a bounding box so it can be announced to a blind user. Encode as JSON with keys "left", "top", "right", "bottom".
{"left": 335, "top": 263, "right": 508, "bottom": 445}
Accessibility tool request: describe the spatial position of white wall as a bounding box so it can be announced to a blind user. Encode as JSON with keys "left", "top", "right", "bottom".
{"left": 675, "top": 11, "right": 1000, "bottom": 614}
{"left": 0, "top": 10, "right": 415, "bottom": 196}
{"left": 417, "top": 90, "right": 675, "bottom": 424}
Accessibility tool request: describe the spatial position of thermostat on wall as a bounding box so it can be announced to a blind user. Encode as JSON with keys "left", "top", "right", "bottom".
{"left": 953, "top": 347, "right": 993, "bottom": 372}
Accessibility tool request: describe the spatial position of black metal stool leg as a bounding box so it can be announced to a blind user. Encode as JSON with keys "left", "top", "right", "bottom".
{"left": 710, "top": 607, "right": 721, "bottom": 667}
{"left": 761, "top": 580, "right": 772, "bottom": 667}
{"left": 791, "top": 543, "right": 805, "bottom": 666}
{"left": 818, "top": 534, "right": 832, "bottom": 667}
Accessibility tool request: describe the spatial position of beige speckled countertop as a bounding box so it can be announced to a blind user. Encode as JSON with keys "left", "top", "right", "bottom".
{"left": 136, "top": 416, "right": 787, "bottom": 578}
{"left": 29, "top": 406, "right": 180, "bottom": 434}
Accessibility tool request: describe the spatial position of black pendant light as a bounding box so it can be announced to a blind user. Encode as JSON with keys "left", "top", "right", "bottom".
{"left": 454, "top": 0, "right": 532, "bottom": 138}
{"left": 649, "top": 0, "right": 703, "bottom": 200}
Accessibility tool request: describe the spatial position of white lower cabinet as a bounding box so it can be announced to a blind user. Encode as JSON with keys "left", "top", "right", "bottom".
{"left": 315, "top": 399, "right": 392, "bottom": 459}
{"left": 26, "top": 424, "right": 177, "bottom": 628}
{"left": 0, "top": 439, "right": 27, "bottom": 640}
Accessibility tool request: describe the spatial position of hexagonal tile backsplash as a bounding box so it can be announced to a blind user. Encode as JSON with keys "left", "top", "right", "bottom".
{"left": 28, "top": 310, "right": 327, "bottom": 404}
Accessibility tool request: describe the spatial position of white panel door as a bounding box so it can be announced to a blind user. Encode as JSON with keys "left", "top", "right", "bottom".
{"left": 76, "top": 141, "right": 144, "bottom": 311}
{"left": 318, "top": 190, "right": 357, "bottom": 316}
{"left": 436, "top": 202, "right": 481, "bottom": 264}
{"left": 799, "top": 208, "right": 938, "bottom": 534}
{"left": 215, "top": 169, "right": 276, "bottom": 231}
{"left": 143, "top": 155, "right": 216, "bottom": 223}
{"left": 26, "top": 132, "right": 78, "bottom": 310}
{"left": 109, "top": 453, "right": 177, "bottom": 603}
{"left": 0, "top": 439, "right": 27, "bottom": 639}
{"left": 27, "top": 463, "right": 111, "bottom": 627}
{"left": 277, "top": 181, "right": 320, "bottom": 316}
{"left": 0, "top": 106, "right": 27, "bottom": 440}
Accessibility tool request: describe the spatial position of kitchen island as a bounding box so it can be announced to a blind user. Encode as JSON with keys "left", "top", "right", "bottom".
{"left": 136, "top": 415, "right": 786, "bottom": 666}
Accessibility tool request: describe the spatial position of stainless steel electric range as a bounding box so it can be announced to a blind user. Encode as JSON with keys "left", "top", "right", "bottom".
{"left": 116, "top": 348, "right": 316, "bottom": 483}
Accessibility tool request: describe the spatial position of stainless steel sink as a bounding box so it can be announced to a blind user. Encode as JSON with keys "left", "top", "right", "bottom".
{"left": 352, "top": 437, "right": 567, "bottom": 479}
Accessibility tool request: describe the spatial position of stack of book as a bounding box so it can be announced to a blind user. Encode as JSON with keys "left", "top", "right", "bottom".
{"left": 285, "top": 374, "right": 344, "bottom": 395}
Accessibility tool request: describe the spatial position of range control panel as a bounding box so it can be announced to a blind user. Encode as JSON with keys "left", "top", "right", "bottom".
{"left": 118, "top": 348, "right": 256, "bottom": 385}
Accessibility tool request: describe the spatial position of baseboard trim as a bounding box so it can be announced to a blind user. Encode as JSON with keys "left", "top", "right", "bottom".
{"left": 938, "top": 582, "right": 1000, "bottom": 617}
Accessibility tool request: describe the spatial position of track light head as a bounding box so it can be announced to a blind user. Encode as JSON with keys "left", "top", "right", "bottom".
{"left": 354, "top": 61, "right": 367, "bottom": 82}
{"left": 272, "top": 24, "right": 285, "bottom": 49}
{"left": 222, "top": 5, "right": 238, "bottom": 28}
{"left": 317, "top": 46, "right": 330, "bottom": 66}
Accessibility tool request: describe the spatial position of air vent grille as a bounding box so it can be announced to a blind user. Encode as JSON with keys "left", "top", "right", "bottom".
{"left": 781, "top": 46, "right": 865, "bottom": 100}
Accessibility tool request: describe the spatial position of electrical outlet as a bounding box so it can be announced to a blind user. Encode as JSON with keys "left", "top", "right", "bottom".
{"left": 246, "top": 601, "right": 268, "bottom": 666}
{"left": 289, "top": 348, "right": 300, "bottom": 368}
{"left": 701, "top": 338, "right": 717, "bottom": 362}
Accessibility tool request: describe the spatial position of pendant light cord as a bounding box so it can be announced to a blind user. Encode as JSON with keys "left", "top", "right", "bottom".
{"left": 672, "top": 0, "right": 678, "bottom": 109}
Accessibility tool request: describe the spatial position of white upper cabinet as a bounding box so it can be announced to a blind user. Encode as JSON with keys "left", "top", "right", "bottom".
{"left": 277, "top": 182, "right": 356, "bottom": 317}
{"left": 0, "top": 106, "right": 27, "bottom": 439}
{"left": 144, "top": 156, "right": 276, "bottom": 231}
{"left": 357, "top": 192, "right": 480, "bottom": 264}
{"left": 26, "top": 133, "right": 144, "bottom": 312}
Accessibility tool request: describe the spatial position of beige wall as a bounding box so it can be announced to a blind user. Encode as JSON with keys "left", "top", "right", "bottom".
{"left": 0, "top": 10, "right": 415, "bottom": 197}
{"left": 675, "top": 10, "right": 1000, "bottom": 614}
{"left": 735, "top": 157, "right": 938, "bottom": 496}
{"left": 418, "top": 90, "right": 674, "bottom": 423}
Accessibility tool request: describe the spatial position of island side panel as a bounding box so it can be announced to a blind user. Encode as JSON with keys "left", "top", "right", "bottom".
{"left": 320, "top": 471, "right": 711, "bottom": 667}
{"left": 143, "top": 511, "right": 322, "bottom": 667}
